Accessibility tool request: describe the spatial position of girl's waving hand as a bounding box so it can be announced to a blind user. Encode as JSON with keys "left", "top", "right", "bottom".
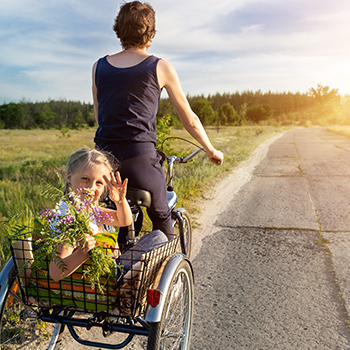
{"left": 104, "top": 171, "right": 128, "bottom": 204}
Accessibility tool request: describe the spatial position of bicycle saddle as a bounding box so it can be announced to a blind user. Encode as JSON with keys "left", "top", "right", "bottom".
{"left": 127, "top": 187, "right": 152, "bottom": 208}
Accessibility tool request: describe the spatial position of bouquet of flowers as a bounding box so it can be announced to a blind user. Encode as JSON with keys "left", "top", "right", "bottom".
{"left": 33, "top": 189, "right": 117, "bottom": 293}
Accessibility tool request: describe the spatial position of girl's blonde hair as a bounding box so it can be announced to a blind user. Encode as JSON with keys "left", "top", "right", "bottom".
{"left": 64, "top": 148, "right": 118, "bottom": 198}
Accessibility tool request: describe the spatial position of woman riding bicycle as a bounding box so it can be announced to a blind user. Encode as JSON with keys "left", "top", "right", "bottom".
{"left": 93, "top": 1, "right": 224, "bottom": 244}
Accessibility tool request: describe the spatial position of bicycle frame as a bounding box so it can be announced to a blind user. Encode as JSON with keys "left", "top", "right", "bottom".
{"left": 0, "top": 257, "right": 16, "bottom": 307}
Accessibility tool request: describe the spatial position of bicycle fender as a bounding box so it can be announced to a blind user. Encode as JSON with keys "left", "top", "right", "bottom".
{"left": 0, "top": 257, "right": 16, "bottom": 307}
{"left": 145, "top": 253, "right": 192, "bottom": 323}
{"left": 173, "top": 207, "right": 186, "bottom": 214}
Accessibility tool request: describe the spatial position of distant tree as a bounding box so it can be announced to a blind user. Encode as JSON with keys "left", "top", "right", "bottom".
{"left": 0, "top": 87, "right": 347, "bottom": 129}
{"left": 239, "top": 103, "right": 248, "bottom": 124}
{"left": 17, "top": 100, "right": 33, "bottom": 129}
{"left": 308, "top": 84, "right": 342, "bottom": 124}
{"left": 246, "top": 104, "right": 274, "bottom": 123}
{"left": 157, "top": 98, "right": 181, "bottom": 127}
{"left": 191, "top": 98, "right": 215, "bottom": 125}
{"left": 34, "top": 104, "right": 56, "bottom": 128}
{"left": 0, "top": 103, "right": 21, "bottom": 128}
{"left": 217, "top": 102, "right": 241, "bottom": 126}
{"left": 341, "top": 95, "right": 350, "bottom": 124}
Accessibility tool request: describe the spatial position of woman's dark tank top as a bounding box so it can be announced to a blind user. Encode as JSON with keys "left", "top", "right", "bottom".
{"left": 94, "top": 55, "right": 161, "bottom": 147}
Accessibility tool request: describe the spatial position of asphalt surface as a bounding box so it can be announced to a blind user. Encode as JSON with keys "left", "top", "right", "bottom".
{"left": 191, "top": 127, "right": 350, "bottom": 349}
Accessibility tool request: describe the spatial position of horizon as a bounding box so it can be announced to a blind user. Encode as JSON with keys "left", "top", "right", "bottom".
{"left": 1, "top": 85, "right": 348, "bottom": 106}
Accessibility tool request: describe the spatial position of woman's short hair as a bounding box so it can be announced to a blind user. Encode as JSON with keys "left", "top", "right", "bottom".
{"left": 113, "top": 1, "right": 156, "bottom": 49}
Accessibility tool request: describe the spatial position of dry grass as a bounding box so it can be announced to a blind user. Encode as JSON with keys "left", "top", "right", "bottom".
{"left": 0, "top": 129, "right": 95, "bottom": 167}
{"left": 328, "top": 125, "right": 350, "bottom": 139}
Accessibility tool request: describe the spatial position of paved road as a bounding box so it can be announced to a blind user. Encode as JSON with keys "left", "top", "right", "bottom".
{"left": 191, "top": 127, "right": 350, "bottom": 349}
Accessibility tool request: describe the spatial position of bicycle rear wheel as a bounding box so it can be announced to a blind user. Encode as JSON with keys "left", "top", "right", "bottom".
{"left": 147, "top": 259, "right": 193, "bottom": 350}
{"left": 172, "top": 209, "right": 192, "bottom": 259}
{"left": 0, "top": 277, "right": 63, "bottom": 350}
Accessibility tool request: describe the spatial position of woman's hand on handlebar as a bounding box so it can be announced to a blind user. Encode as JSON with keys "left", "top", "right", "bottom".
{"left": 207, "top": 149, "right": 224, "bottom": 166}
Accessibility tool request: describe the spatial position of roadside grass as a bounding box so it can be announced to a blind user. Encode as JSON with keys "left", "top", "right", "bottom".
{"left": 0, "top": 129, "right": 95, "bottom": 224}
{"left": 327, "top": 125, "right": 350, "bottom": 138}
{"left": 0, "top": 125, "right": 286, "bottom": 266}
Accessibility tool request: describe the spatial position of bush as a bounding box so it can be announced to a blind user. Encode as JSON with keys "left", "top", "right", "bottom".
{"left": 246, "top": 104, "right": 274, "bottom": 123}
{"left": 217, "top": 102, "right": 241, "bottom": 126}
{"left": 191, "top": 98, "right": 215, "bottom": 125}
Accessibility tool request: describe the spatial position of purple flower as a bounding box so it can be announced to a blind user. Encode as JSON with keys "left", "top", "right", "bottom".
{"left": 83, "top": 198, "right": 93, "bottom": 206}
{"left": 89, "top": 207, "right": 113, "bottom": 223}
{"left": 58, "top": 215, "right": 76, "bottom": 226}
{"left": 40, "top": 208, "right": 58, "bottom": 222}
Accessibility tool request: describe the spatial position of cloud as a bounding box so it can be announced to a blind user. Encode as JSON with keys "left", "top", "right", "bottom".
{"left": 0, "top": 0, "right": 120, "bottom": 102}
{"left": 151, "top": 0, "right": 350, "bottom": 95}
{"left": 1, "top": 0, "right": 350, "bottom": 103}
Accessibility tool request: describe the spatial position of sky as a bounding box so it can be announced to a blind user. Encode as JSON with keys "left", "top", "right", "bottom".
{"left": 1, "top": 0, "right": 350, "bottom": 104}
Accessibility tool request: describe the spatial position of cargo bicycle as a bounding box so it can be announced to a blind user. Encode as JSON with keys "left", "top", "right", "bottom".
{"left": 0, "top": 139, "right": 204, "bottom": 349}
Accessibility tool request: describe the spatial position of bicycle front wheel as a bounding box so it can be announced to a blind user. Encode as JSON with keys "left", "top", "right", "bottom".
{"left": 147, "top": 259, "right": 193, "bottom": 350}
{"left": 0, "top": 277, "right": 63, "bottom": 350}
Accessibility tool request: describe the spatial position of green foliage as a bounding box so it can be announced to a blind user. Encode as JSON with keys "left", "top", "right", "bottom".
{"left": 217, "top": 102, "right": 241, "bottom": 126}
{"left": 1, "top": 84, "right": 348, "bottom": 130}
{"left": 0, "top": 157, "right": 67, "bottom": 264}
{"left": 13, "top": 190, "right": 117, "bottom": 293}
{"left": 156, "top": 99, "right": 182, "bottom": 127}
{"left": 191, "top": 98, "right": 215, "bottom": 125}
{"left": 341, "top": 96, "right": 350, "bottom": 123}
{"left": 0, "top": 100, "right": 94, "bottom": 130}
{"left": 57, "top": 125, "right": 71, "bottom": 138}
{"left": 308, "top": 84, "right": 343, "bottom": 124}
{"left": 246, "top": 104, "right": 274, "bottom": 123}
{"left": 156, "top": 114, "right": 172, "bottom": 146}
{"left": 239, "top": 103, "right": 248, "bottom": 121}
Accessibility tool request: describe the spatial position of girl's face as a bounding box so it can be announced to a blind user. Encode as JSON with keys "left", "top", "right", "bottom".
{"left": 68, "top": 163, "right": 110, "bottom": 203}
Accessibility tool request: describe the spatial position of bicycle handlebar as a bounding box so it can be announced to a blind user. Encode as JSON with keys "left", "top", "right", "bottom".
{"left": 176, "top": 146, "right": 205, "bottom": 164}
{"left": 157, "top": 146, "right": 204, "bottom": 165}
{"left": 157, "top": 142, "right": 205, "bottom": 190}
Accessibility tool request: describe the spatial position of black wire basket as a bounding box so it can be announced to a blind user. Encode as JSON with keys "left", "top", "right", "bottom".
{"left": 11, "top": 236, "right": 179, "bottom": 318}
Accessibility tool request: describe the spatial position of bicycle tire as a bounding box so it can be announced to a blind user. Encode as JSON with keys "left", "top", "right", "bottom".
{"left": 172, "top": 209, "right": 192, "bottom": 259}
{"left": 147, "top": 259, "right": 193, "bottom": 350}
{"left": 0, "top": 277, "right": 64, "bottom": 350}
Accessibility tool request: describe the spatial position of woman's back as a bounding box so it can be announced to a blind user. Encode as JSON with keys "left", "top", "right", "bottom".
{"left": 94, "top": 54, "right": 161, "bottom": 145}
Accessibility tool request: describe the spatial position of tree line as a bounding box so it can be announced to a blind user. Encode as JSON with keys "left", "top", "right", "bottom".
{"left": 1, "top": 85, "right": 349, "bottom": 130}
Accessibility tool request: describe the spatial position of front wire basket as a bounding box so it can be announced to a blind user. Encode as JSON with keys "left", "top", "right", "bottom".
{"left": 11, "top": 236, "right": 179, "bottom": 318}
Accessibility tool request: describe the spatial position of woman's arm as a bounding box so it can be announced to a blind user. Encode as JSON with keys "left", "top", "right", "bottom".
{"left": 157, "top": 60, "right": 224, "bottom": 165}
{"left": 49, "top": 234, "right": 96, "bottom": 281}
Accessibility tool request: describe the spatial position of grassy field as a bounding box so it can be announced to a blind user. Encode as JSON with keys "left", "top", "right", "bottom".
{"left": 0, "top": 125, "right": 286, "bottom": 265}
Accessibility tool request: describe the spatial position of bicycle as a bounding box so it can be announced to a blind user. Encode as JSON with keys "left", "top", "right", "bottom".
{"left": 0, "top": 138, "right": 203, "bottom": 349}
{"left": 126, "top": 137, "right": 205, "bottom": 259}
